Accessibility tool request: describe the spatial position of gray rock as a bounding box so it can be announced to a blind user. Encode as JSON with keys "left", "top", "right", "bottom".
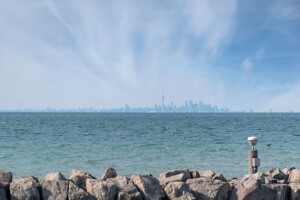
{"left": 101, "top": 168, "right": 117, "bottom": 180}
{"left": 0, "top": 182, "right": 9, "bottom": 200}
{"left": 290, "top": 183, "right": 300, "bottom": 200}
{"left": 41, "top": 172, "right": 68, "bottom": 200}
{"left": 68, "top": 181, "right": 95, "bottom": 200}
{"left": 70, "top": 170, "right": 96, "bottom": 190}
{"left": 289, "top": 169, "right": 300, "bottom": 183}
{"left": 229, "top": 173, "right": 264, "bottom": 200}
{"left": 212, "top": 173, "right": 227, "bottom": 182}
{"left": 265, "top": 176, "right": 278, "bottom": 184}
{"left": 283, "top": 167, "right": 296, "bottom": 176}
{"left": 131, "top": 174, "right": 165, "bottom": 200}
{"left": 187, "top": 177, "right": 230, "bottom": 200}
{"left": 199, "top": 169, "right": 215, "bottom": 179}
{"left": 86, "top": 179, "right": 99, "bottom": 198}
{"left": 0, "top": 170, "right": 12, "bottom": 182}
{"left": 164, "top": 181, "right": 195, "bottom": 200}
{"left": 117, "top": 182, "right": 143, "bottom": 200}
{"left": 229, "top": 173, "right": 288, "bottom": 200}
{"left": 190, "top": 171, "right": 200, "bottom": 179}
{"left": 86, "top": 178, "right": 117, "bottom": 200}
{"left": 107, "top": 176, "right": 142, "bottom": 200}
{"left": 40, "top": 172, "right": 66, "bottom": 183}
{"left": 271, "top": 168, "right": 288, "bottom": 181}
{"left": 267, "top": 184, "right": 291, "bottom": 200}
{"left": 10, "top": 176, "right": 41, "bottom": 200}
{"left": 266, "top": 168, "right": 275, "bottom": 176}
{"left": 228, "top": 178, "right": 240, "bottom": 192}
{"left": 159, "top": 169, "right": 191, "bottom": 187}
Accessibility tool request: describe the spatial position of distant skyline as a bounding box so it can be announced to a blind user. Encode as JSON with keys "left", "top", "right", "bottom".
{"left": 1, "top": 1, "right": 300, "bottom": 112}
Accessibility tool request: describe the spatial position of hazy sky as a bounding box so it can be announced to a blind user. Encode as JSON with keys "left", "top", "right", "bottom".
{"left": 1, "top": 1, "right": 300, "bottom": 111}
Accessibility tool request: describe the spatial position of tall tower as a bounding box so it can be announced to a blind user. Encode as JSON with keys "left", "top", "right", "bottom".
{"left": 162, "top": 90, "right": 165, "bottom": 113}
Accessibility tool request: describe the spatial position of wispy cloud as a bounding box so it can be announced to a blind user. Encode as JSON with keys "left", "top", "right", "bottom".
{"left": 0, "top": 0, "right": 299, "bottom": 111}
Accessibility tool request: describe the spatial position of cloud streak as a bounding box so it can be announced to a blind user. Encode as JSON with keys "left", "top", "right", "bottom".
{"left": 0, "top": 0, "right": 299, "bottom": 111}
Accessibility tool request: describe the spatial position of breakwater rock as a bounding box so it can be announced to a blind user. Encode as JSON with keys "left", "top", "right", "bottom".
{"left": 1, "top": 167, "right": 300, "bottom": 200}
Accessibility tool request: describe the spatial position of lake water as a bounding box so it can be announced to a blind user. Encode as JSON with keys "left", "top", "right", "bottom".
{"left": 0, "top": 113, "right": 299, "bottom": 179}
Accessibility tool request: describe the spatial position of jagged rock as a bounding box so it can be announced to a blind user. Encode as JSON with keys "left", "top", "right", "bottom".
{"left": 107, "top": 176, "right": 142, "bottom": 200}
{"left": 283, "top": 167, "right": 296, "bottom": 176}
{"left": 86, "top": 178, "right": 117, "bottom": 200}
{"left": 187, "top": 177, "right": 230, "bottom": 200}
{"left": 69, "top": 181, "right": 95, "bottom": 200}
{"left": 41, "top": 172, "right": 68, "bottom": 200}
{"left": 229, "top": 173, "right": 264, "bottom": 200}
{"left": 229, "top": 173, "right": 290, "bottom": 200}
{"left": 159, "top": 169, "right": 191, "bottom": 187}
{"left": 266, "top": 168, "right": 275, "bottom": 176}
{"left": 271, "top": 168, "right": 288, "bottom": 181}
{"left": 101, "top": 168, "right": 117, "bottom": 180}
{"left": 164, "top": 181, "right": 195, "bottom": 200}
{"left": 0, "top": 182, "right": 9, "bottom": 200}
{"left": 199, "top": 169, "right": 215, "bottom": 179}
{"left": 228, "top": 178, "right": 240, "bottom": 191}
{"left": 86, "top": 179, "right": 99, "bottom": 198}
{"left": 190, "top": 171, "right": 200, "bottom": 179}
{"left": 0, "top": 170, "right": 12, "bottom": 182}
{"left": 212, "top": 173, "right": 227, "bottom": 182}
{"left": 131, "top": 174, "right": 165, "bottom": 200}
{"left": 70, "top": 170, "right": 96, "bottom": 190}
{"left": 267, "top": 184, "right": 291, "bottom": 200}
{"left": 265, "top": 176, "right": 278, "bottom": 184}
{"left": 290, "top": 183, "right": 300, "bottom": 200}
{"left": 40, "top": 172, "right": 66, "bottom": 183}
{"left": 10, "top": 176, "right": 41, "bottom": 200}
{"left": 289, "top": 169, "right": 300, "bottom": 183}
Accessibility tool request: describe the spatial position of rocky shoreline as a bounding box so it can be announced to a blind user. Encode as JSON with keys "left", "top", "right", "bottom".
{"left": 1, "top": 167, "right": 300, "bottom": 200}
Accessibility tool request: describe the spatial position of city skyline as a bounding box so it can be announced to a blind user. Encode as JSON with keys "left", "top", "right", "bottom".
{"left": 1, "top": 1, "right": 300, "bottom": 112}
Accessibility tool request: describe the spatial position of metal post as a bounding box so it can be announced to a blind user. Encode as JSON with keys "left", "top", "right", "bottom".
{"left": 248, "top": 149, "right": 258, "bottom": 174}
{"left": 247, "top": 136, "right": 260, "bottom": 174}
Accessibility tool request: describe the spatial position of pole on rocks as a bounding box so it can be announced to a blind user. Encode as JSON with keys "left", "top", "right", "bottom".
{"left": 247, "top": 136, "right": 260, "bottom": 174}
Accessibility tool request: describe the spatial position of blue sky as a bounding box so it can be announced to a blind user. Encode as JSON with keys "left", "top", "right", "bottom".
{"left": 0, "top": 0, "right": 300, "bottom": 112}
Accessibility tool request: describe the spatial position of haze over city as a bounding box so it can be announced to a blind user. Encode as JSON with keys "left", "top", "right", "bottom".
{"left": 1, "top": 1, "right": 300, "bottom": 112}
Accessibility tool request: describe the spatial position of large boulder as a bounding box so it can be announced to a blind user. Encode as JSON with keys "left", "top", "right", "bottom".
{"left": 100, "top": 168, "right": 117, "bottom": 180}
{"left": 0, "top": 182, "right": 9, "bottom": 200}
{"left": 86, "top": 178, "right": 117, "bottom": 200}
{"left": 68, "top": 181, "right": 95, "bottom": 200}
{"left": 187, "top": 177, "right": 230, "bottom": 200}
{"left": 289, "top": 169, "right": 300, "bottom": 183}
{"left": 199, "top": 169, "right": 215, "bottom": 179}
{"left": 159, "top": 169, "right": 191, "bottom": 188}
{"left": 267, "top": 184, "right": 291, "bottom": 200}
{"left": 271, "top": 168, "right": 288, "bottom": 182}
{"left": 164, "top": 181, "right": 195, "bottom": 200}
{"left": 41, "top": 172, "right": 66, "bottom": 183}
{"left": 70, "top": 170, "right": 96, "bottom": 190}
{"left": 40, "top": 172, "right": 68, "bottom": 200}
{"left": 198, "top": 170, "right": 226, "bottom": 182}
{"left": 229, "top": 173, "right": 290, "bottom": 200}
{"left": 283, "top": 167, "right": 296, "bottom": 176}
{"left": 10, "top": 176, "right": 41, "bottom": 200}
{"left": 0, "top": 170, "right": 12, "bottom": 183}
{"left": 107, "top": 176, "right": 142, "bottom": 200}
{"left": 131, "top": 174, "right": 165, "bottom": 200}
{"left": 289, "top": 183, "right": 300, "bottom": 200}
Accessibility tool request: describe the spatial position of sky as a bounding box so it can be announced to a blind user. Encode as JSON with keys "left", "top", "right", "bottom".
{"left": 0, "top": 0, "right": 300, "bottom": 112}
